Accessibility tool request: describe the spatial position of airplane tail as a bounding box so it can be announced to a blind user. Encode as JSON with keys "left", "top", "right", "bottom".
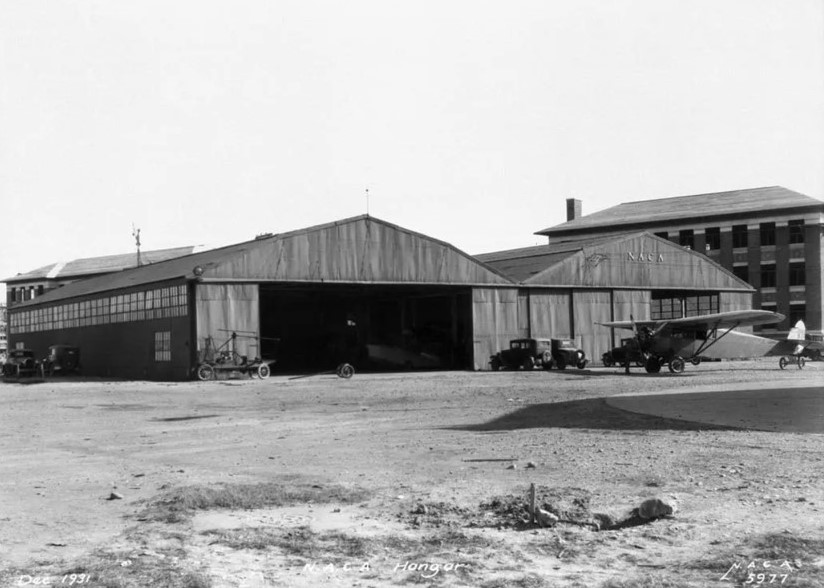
{"left": 787, "top": 320, "right": 806, "bottom": 341}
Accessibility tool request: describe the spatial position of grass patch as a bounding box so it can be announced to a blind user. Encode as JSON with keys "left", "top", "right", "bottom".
{"left": 56, "top": 549, "right": 211, "bottom": 588}
{"left": 690, "top": 532, "right": 824, "bottom": 588}
{"left": 204, "top": 526, "right": 374, "bottom": 560}
{"left": 751, "top": 533, "right": 824, "bottom": 561}
{"left": 204, "top": 526, "right": 492, "bottom": 559}
{"left": 599, "top": 576, "right": 695, "bottom": 588}
{"left": 480, "top": 575, "right": 555, "bottom": 588}
{"left": 141, "top": 481, "right": 370, "bottom": 523}
{"left": 203, "top": 525, "right": 492, "bottom": 583}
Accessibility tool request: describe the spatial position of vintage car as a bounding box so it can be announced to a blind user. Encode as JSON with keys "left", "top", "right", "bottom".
{"left": 490, "top": 338, "right": 588, "bottom": 370}
{"left": 490, "top": 338, "right": 552, "bottom": 370}
{"left": 42, "top": 345, "right": 81, "bottom": 376}
{"left": 550, "top": 338, "right": 589, "bottom": 370}
{"left": 602, "top": 338, "right": 646, "bottom": 368}
{"left": 2, "top": 348, "right": 39, "bottom": 377}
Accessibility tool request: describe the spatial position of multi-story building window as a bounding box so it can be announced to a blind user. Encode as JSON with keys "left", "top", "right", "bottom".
{"left": 760, "top": 222, "right": 776, "bottom": 246}
{"left": 789, "top": 303, "right": 806, "bottom": 326}
{"left": 732, "top": 224, "right": 748, "bottom": 248}
{"left": 789, "top": 263, "right": 806, "bottom": 287}
{"left": 732, "top": 265, "right": 749, "bottom": 283}
{"left": 679, "top": 229, "right": 694, "bottom": 249}
{"left": 705, "top": 227, "right": 721, "bottom": 250}
{"left": 788, "top": 219, "right": 805, "bottom": 244}
{"left": 761, "top": 264, "right": 777, "bottom": 288}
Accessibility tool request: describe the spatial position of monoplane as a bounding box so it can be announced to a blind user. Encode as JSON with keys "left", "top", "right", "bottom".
{"left": 598, "top": 310, "right": 815, "bottom": 373}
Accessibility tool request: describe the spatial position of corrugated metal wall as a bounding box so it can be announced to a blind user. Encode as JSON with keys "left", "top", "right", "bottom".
{"left": 472, "top": 288, "right": 520, "bottom": 369}
{"left": 528, "top": 290, "right": 572, "bottom": 339}
{"left": 204, "top": 217, "right": 513, "bottom": 286}
{"left": 572, "top": 290, "right": 613, "bottom": 362}
{"left": 610, "top": 289, "right": 651, "bottom": 346}
{"left": 719, "top": 291, "right": 753, "bottom": 313}
{"left": 719, "top": 291, "right": 756, "bottom": 333}
{"left": 196, "top": 284, "right": 260, "bottom": 359}
{"left": 527, "top": 233, "right": 751, "bottom": 292}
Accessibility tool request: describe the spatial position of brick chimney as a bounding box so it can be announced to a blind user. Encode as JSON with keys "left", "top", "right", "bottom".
{"left": 566, "top": 198, "right": 582, "bottom": 221}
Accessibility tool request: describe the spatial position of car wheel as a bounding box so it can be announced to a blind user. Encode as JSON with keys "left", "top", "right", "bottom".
{"left": 668, "top": 356, "right": 686, "bottom": 374}
{"left": 490, "top": 358, "right": 502, "bottom": 371}
{"left": 644, "top": 356, "right": 662, "bottom": 373}
{"left": 779, "top": 357, "right": 788, "bottom": 370}
{"left": 522, "top": 356, "right": 535, "bottom": 370}
{"left": 257, "top": 363, "right": 271, "bottom": 379}
{"left": 602, "top": 355, "right": 613, "bottom": 368}
{"left": 197, "top": 364, "right": 214, "bottom": 381}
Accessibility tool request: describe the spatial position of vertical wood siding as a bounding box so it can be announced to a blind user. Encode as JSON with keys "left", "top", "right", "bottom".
{"left": 528, "top": 290, "right": 572, "bottom": 339}
{"left": 205, "top": 218, "right": 512, "bottom": 286}
{"left": 196, "top": 284, "right": 260, "bottom": 359}
{"left": 611, "top": 289, "right": 651, "bottom": 346}
{"left": 472, "top": 288, "right": 520, "bottom": 370}
{"left": 720, "top": 291, "right": 756, "bottom": 333}
{"left": 572, "top": 290, "right": 613, "bottom": 361}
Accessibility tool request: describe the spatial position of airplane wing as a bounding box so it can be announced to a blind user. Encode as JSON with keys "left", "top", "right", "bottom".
{"left": 599, "top": 310, "right": 784, "bottom": 331}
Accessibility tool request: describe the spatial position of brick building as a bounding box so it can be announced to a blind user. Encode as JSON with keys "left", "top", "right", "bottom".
{"left": 536, "top": 186, "right": 824, "bottom": 336}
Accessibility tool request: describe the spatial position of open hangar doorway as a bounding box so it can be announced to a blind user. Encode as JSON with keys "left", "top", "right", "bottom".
{"left": 259, "top": 284, "right": 473, "bottom": 373}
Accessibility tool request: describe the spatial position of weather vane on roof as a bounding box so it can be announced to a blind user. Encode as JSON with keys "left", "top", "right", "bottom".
{"left": 132, "top": 224, "right": 142, "bottom": 267}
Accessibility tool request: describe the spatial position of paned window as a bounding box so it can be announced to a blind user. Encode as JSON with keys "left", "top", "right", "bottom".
{"left": 760, "top": 264, "right": 776, "bottom": 288}
{"left": 760, "top": 222, "right": 776, "bottom": 246}
{"left": 789, "top": 220, "right": 804, "bottom": 244}
{"left": 155, "top": 331, "right": 171, "bottom": 362}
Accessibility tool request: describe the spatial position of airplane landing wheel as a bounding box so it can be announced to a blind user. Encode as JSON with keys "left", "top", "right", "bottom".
{"left": 644, "top": 356, "right": 662, "bottom": 374}
{"left": 690, "top": 357, "right": 701, "bottom": 366}
{"left": 668, "top": 356, "right": 686, "bottom": 374}
{"left": 798, "top": 357, "right": 806, "bottom": 370}
{"left": 336, "top": 363, "right": 355, "bottom": 378}
{"left": 779, "top": 357, "right": 788, "bottom": 370}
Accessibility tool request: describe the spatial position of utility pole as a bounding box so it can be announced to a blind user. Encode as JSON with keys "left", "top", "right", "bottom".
{"left": 132, "top": 225, "right": 142, "bottom": 267}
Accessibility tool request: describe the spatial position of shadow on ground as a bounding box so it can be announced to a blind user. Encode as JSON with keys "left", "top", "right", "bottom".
{"left": 449, "top": 397, "right": 739, "bottom": 432}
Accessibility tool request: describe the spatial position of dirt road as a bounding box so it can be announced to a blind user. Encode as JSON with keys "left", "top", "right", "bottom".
{"left": 1, "top": 360, "right": 822, "bottom": 587}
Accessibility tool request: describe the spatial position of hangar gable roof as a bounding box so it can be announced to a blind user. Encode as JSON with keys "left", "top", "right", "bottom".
{"left": 479, "top": 233, "right": 753, "bottom": 291}
{"left": 13, "top": 216, "right": 513, "bottom": 308}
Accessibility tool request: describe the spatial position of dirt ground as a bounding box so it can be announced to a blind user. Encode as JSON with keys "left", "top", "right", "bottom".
{"left": 1, "top": 360, "right": 823, "bottom": 587}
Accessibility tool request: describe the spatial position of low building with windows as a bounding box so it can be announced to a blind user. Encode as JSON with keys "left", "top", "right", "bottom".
{"left": 5, "top": 216, "right": 755, "bottom": 378}
{"left": 4, "top": 246, "right": 199, "bottom": 307}
{"left": 535, "top": 187, "right": 824, "bottom": 337}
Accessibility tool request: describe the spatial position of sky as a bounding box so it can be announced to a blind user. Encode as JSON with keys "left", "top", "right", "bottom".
{"left": 2, "top": 0, "right": 823, "bottom": 298}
